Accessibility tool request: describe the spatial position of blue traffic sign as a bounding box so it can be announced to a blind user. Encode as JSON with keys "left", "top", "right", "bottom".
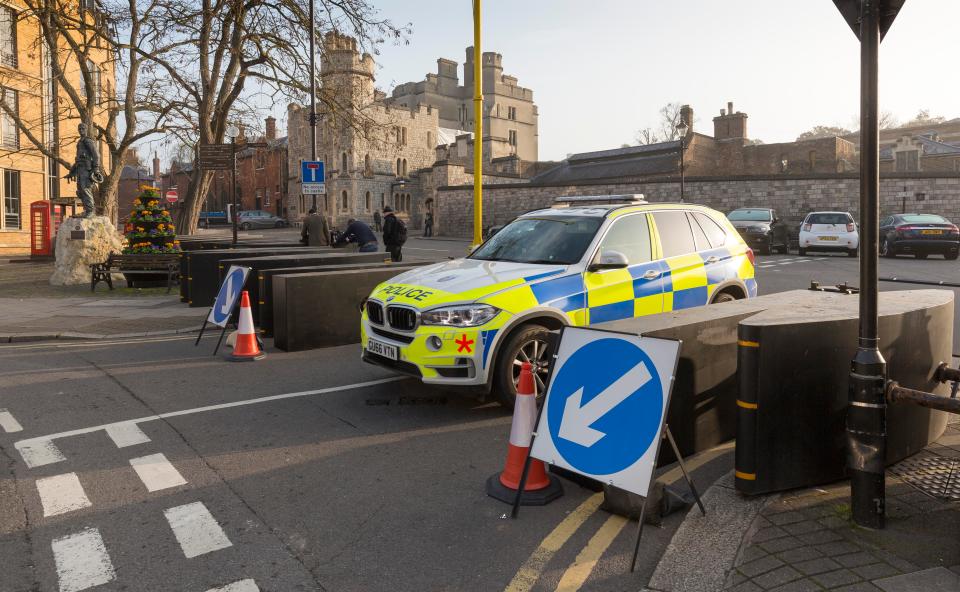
{"left": 547, "top": 337, "right": 663, "bottom": 474}
{"left": 301, "top": 160, "right": 325, "bottom": 183}
{"left": 530, "top": 327, "right": 680, "bottom": 496}
{"left": 208, "top": 265, "right": 250, "bottom": 327}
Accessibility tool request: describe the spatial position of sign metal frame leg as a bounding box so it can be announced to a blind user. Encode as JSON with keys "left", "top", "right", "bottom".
{"left": 629, "top": 424, "right": 706, "bottom": 573}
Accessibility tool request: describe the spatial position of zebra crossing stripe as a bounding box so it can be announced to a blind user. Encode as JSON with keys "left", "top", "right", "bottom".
{"left": 36, "top": 473, "right": 92, "bottom": 517}
{"left": 206, "top": 579, "right": 260, "bottom": 592}
{"left": 51, "top": 528, "right": 116, "bottom": 592}
{"left": 0, "top": 409, "right": 23, "bottom": 433}
{"left": 164, "top": 501, "right": 233, "bottom": 558}
{"left": 16, "top": 438, "right": 66, "bottom": 468}
{"left": 105, "top": 422, "right": 151, "bottom": 448}
{"left": 129, "top": 453, "right": 188, "bottom": 492}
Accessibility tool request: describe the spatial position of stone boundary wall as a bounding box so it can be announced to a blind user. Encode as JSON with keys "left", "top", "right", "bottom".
{"left": 433, "top": 173, "right": 960, "bottom": 238}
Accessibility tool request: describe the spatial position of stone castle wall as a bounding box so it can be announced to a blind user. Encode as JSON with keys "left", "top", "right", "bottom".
{"left": 433, "top": 173, "right": 960, "bottom": 238}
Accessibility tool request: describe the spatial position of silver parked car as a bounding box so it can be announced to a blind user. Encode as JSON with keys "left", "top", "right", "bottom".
{"left": 237, "top": 210, "right": 289, "bottom": 230}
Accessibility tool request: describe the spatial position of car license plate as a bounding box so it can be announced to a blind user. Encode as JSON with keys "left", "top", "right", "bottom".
{"left": 819, "top": 236, "right": 838, "bottom": 241}
{"left": 922, "top": 229, "right": 944, "bottom": 235}
{"left": 367, "top": 338, "right": 398, "bottom": 361}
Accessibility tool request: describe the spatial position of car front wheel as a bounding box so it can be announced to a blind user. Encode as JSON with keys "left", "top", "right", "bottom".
{"left": 494, "top": 323, "right": 553, "bottom": 408}
{"left": 881, "top": 238, "right": 895, "bottom": 258}
{"left": 240, "top": 222, "right": 251, "bottom": 230}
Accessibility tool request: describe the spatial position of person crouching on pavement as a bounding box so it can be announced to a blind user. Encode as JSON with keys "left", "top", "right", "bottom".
{"left": 301, "top": 208, "right": 330, "bottom": 246}
{"left": 335, "top": 218, "right": 379, "bottom": 252}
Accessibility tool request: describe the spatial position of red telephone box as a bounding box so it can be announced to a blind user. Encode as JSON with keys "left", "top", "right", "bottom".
{"left": 30, "top": 201, "right": 53, "bottom": 257}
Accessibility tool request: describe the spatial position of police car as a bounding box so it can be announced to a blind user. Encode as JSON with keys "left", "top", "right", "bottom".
{"left": 360, "top": 195, "right": 757, "bottom": 405}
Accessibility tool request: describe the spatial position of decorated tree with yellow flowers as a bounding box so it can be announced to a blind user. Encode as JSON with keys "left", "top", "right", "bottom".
{"left": 122, "top": 186, "right": 181, "bottom": 254}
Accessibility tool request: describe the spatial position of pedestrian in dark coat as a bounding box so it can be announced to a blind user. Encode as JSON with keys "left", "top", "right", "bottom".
{"left": 381, "top": 206, "right": 404, "bottom": 262}
{"left": 373, "top": 209, "right": 382, "bottom": 232}
{"left": 301, "top": 208, "right": 330, "bottom": 247}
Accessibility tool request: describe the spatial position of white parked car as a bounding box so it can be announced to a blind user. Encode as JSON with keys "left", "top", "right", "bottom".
{"left": 798, "top": 212, "right": 859, "bottom": 257}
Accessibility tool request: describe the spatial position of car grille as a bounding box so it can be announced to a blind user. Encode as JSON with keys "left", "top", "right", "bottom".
{"left": 387, "top": 305, "right": 417, "bottom": 331}
{"left": 371, "top": 326, "right": 415, "bottom": 344}
{"left": 366, "top": 301, "right": 384, "bottom": 325}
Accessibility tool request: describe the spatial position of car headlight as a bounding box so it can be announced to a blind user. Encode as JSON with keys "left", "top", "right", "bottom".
{"left": 420, "top": 304, "right": 500, "bottom": 327}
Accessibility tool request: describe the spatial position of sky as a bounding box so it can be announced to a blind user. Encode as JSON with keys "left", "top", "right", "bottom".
{"left": 301, "top": 0, "right": 960, "bottom": 162}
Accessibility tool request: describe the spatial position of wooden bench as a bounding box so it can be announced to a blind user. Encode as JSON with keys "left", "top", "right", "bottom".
{"left": 90, "top": 253, "right": 181, "bottom": 293}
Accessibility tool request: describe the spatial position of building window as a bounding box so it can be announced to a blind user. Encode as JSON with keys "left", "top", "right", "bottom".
{"left": 396, "top": 158, "right": 401, "bottom": 176}
{"left": 895, "top": 150, "right": 919, "bottom": 172}
{"left": 255, "top": 189, "right": 262, "bottom": 209}
{"left": 401, "top": 127, "right": 407, "bottom": 145}
{"left": 365, "top": 191, "right": 371, "bottom": 212}
{"left": 508, "top": 129, "right": 517, "bottom": 147}
{"left": 341, "top": 190, "right": 349, "bottom": 212}
{"left": 0, "top": 7, "right": 17, "bottom": 69}
{"left": 426, "top": 131, "right": 433, "bottom": 148}
{"left": 381, "top": 192, "right": 385, "bottom": 208}
{"left": 3, "top": 169, "right": 20, "bottom": 229}
{"left": 341, "top": 152, "right": 348, "bottom": 174}
{"left": 508, "top": 106, "right": 517, "bottom": 120}
{"left": 402, "top": 158, "right": 408, "bottom": 177}
{"left": 255, "top": 151, "right": 265, "bottom": 170}
{"left": 81, "top": 0, "right": 96, "bottom": 13}
{"left": 0, "top": 88, "right": 18, "bottom": 149}
{"left": 81, "top": 59, "right": 100, "bottom": 102}
{"left": 364, "top": 154, "right": 371, "bottom": 175}
{"left": 808, "top": 150, "right": 817, "bottom": 171}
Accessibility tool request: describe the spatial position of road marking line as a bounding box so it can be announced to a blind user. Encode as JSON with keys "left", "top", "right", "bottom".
{"left": 129, "top": 453, "right": 187, "bottom": 492}
{"left": 514, "top": 441, "right": 736, "bottom": 592}
{"left": 105, "top": 422, "right": 151, "bottom": 448}
{"left": 13, "top": 377, "right": 405, "bottom": 468}
{"left": 0, "top": 334, "right": 209, "bottom": 351}
{"left": 51, "top": 527, "right": 116, "bottom": 592}
{"left": 16, "top": 438, "right": 66, "bottom": 468}
{"left": 36, "top": 472, "right": 92, "bottom": 517}
{"left": 554, "top": 513, "right": 628, "bottom": 592}
{"left": 504, "top": 493, "right": 604, "bottom": 592}
{"left": 207, "top": 579, "right": 260, "bottom": 592}
{"left": 0, "top": 408, "right": 23, "bottom": 432}
{"left": 164, "top": 501, "right": 233, "bottom": 558}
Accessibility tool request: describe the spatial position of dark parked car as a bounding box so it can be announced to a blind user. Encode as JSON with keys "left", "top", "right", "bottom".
{"left": 880, "top": 213, "right": 960, "bottom": 260}
{"left": 237, "top": 210, "right": 289, "bottom": 230}
{"left": 726, "top": 208, "right": 789, "bottom": 255}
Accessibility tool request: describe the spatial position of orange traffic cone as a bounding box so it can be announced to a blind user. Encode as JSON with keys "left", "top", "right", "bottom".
{"left": 486, "top": 362, "right": 563, "bottom": 505}
{"left": 228, "top": 291, "right": 266, "bottom": 362}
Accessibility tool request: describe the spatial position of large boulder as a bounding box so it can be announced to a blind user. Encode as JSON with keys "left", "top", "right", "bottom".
{"left": 50, "top": 216, "right": 125, "bottom": 286}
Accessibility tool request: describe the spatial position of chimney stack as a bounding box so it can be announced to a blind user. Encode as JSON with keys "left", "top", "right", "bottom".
{"left": 727, "top": 101, "right": 734, "bottom": 114}
{"left": 265, "top": 116, "right": 276, "bottom": 141}
{"left": 680, "top": 104, "right": 694, "bottom": 134}
{"left": 153, "top": 153, "right": 160, "bottom": 182}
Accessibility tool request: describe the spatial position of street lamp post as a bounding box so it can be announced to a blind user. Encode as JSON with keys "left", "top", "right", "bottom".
{"left": 226, "top": 125, "right": 240, "bottom": 246}
{"left": 676, "top": 119, "right": 688, "bottom": 202}
{"left": 308, "top": 0, "right": 318, "bottom": 211}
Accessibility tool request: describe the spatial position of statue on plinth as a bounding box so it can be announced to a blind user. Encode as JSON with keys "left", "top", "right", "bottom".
{"left": 64, "top": 123, "right": 103, "bottom": 218}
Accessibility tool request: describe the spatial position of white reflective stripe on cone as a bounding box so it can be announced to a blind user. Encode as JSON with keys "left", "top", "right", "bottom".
{"left": 508, "top": 393, "right": 538, "bottom": 448}
{"left": 237, "top": 305, "right": 255, "bottom": 335}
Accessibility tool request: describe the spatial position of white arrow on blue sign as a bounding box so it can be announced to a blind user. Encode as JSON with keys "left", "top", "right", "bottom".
{"left": 301, "top": 160, "right": 325, "bottom": 195}
{"left": 530, "top": 327, "right": 681, "bottom": 497}
{"left": 207, "top": 265, "right": 251, "bottom": 327}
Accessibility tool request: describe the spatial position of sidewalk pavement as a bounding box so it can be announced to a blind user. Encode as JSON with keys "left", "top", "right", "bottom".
{"left": 0, "top": 296, "right": 206, "bottom": 342}
{"left": 647, "top": 415, "right": 960, "bottom": 592}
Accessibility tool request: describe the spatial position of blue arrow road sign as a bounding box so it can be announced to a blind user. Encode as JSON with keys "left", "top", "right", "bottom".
{"left": 208, "top": 265, "right": 250, "bottom": 327}
{"left": 530, "top": 327, "right": 680, "bottom": 496}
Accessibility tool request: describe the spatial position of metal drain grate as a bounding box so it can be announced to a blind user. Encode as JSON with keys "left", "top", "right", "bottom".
{"left": 890, "top": 451, "right": 960, "bottom": 501}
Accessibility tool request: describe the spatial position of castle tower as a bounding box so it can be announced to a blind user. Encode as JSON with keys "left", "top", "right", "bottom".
{"left": 320, "top": 32, "right": 375, "bottom": 110}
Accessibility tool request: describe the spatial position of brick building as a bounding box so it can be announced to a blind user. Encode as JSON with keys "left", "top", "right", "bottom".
{"left": 234, "top": 117, "right": 288, "bottom": 214}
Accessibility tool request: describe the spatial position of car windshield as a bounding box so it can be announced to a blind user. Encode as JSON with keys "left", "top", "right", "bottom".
{"left": 807, "top": 213, "right": 852, "bottom": 224}
{"left": 727, "top": 209, "right": 771, "bottom": 222}
{"left": 470, "top": 216, "right": 602, "bottom": 265}
{"left": 901, "top": 214, "right": 948, "bottom": 224}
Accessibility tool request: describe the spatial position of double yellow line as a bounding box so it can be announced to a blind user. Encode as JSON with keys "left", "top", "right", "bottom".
{"left": 505, "top": 441, "right": 734, "bottom": 592}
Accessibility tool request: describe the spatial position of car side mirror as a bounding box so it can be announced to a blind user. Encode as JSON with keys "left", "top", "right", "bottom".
{"left": 588, "top": 250, "right": 629, "bottom": 272}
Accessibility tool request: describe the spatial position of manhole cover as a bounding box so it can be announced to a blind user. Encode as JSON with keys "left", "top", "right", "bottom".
{"left": 890, "top": 451, "right": 960, "bottom": 501}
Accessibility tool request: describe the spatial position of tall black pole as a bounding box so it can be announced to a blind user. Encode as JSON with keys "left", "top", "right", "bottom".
{"left": 308, "top": 0, "right": 318, "bottom": 211}
{"left": 848, "top": 0, "right": 885, "bottom": 530}
{"left": 680, "top": 135, "right": 685, "bottom": 202}
{"left": 231, "top": 138, "right": 238, "bottom": 246}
